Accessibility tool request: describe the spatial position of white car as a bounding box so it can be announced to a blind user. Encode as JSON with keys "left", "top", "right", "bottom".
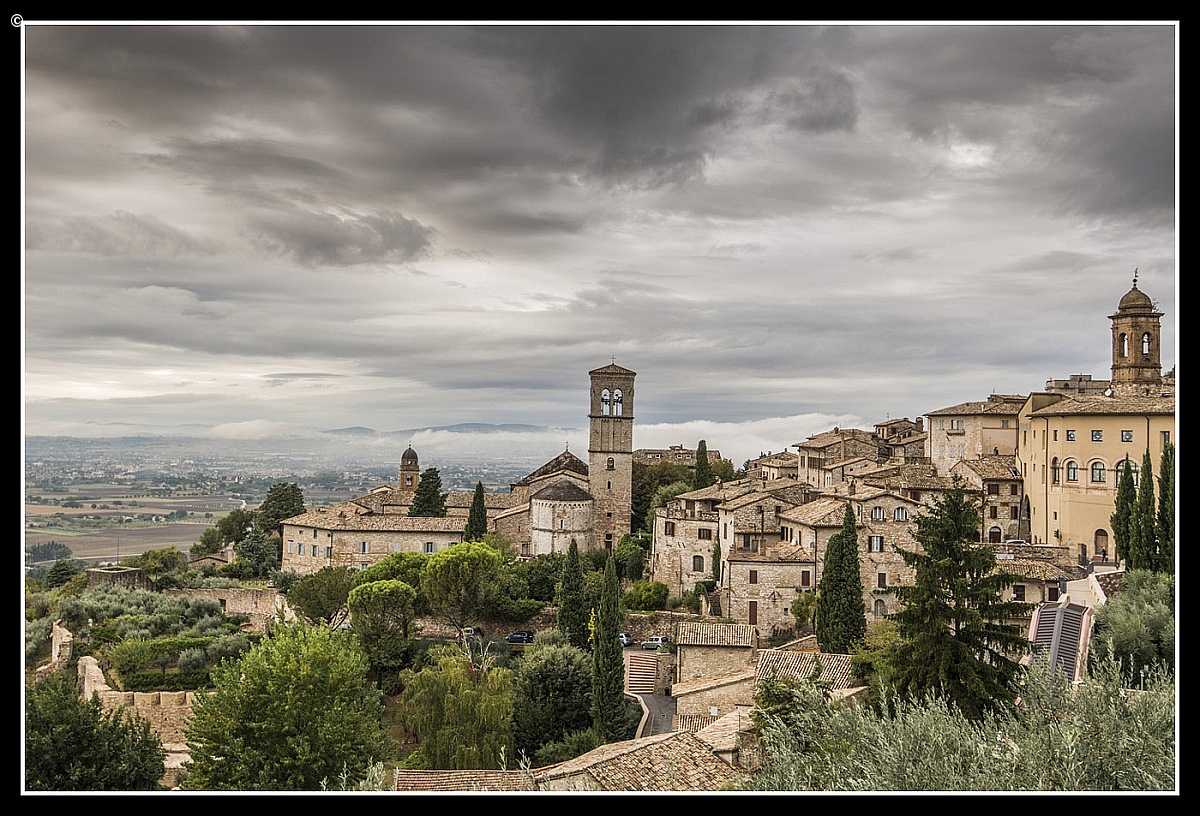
{"left": 618, "top": 633, "right": 634, "bottom": 647}
{"left": 641, "top": 635, "right": 669, "bottom": 650}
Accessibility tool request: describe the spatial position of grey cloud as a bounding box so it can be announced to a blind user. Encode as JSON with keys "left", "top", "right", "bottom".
{"left": 245, "top": 209, "right": 436, "bottom": 267}
{"left": 769, "top": 69, "right": 859, "bottom": 133}
{"left": 25, "top": 211, "right": 222, "bottom": 257}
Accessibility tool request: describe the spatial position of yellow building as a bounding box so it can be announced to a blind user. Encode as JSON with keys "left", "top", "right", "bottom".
{"left": 1016, "top": 277, "right": 1175, "bottom": 562}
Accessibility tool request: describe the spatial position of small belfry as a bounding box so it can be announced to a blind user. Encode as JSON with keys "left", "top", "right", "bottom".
{"left": 1109, "top": 268, "right": 1167, "bottom": 398}
{"left": 588, "top": 361, "right": 636, "bottom": 551}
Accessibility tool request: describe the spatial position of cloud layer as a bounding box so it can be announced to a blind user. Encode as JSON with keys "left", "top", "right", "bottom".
{"left": 23, "top": 23, "right": 1177, "bottom": 468}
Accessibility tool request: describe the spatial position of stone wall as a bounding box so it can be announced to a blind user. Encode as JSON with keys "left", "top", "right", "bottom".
{"left": 164, "top": 586, "right": 293, "bottom": 633}
{"left": 86, "top": 565, "right": 153, "bottom": 591}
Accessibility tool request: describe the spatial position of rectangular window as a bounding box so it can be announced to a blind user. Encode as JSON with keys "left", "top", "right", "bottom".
{"left": 749, "top": 570, "right": 758, "bottom": 585}
{"left": 988, "top": 483, "right": 1000, "bottom": 495}
{"left": 698, "top": 528, "right": 713, "bottom": 540}
{"left": 311, "top": 545, "right": 318, "bottom": 557}
{"left": 287, "top": 541, "right": 294, "bottom": 554}
{"left": 1121, "top": 430, "right": 1133, "bottom": 442}
{"left": 1010, "top": 506, "right": 1019, "bottom": 520}
{"left": 423, "top": 541, "right": 436, "bottom": 554}
{"left": 748, "top": 601, "right": 758, "bottom": 626}
{"left": 323, "top": 546, "right": 332, "bottom": 558}
{"left": 1162, "top": 431, "right": 1171, "bottom": 445}
{"left": 801, "top": 570, "right": 811, "bottom": 587}
{"left": 1066, "top": 430, "right": 1076, "bottom": 442}
{"left": 1091, "top": 430, "right": 1103, "bottom": 442}
{"left": 664, "top": 522, "right": 676, "bottom": 536}
{"left": 1010, "top": 484, "right": 1019, "bottom": 495}
{"left": 868, "top": 535, "right": 883, "bottom": 552}
{"left": 1001, "top": 419, "right": 1010, "bottom": 428}
{"left": 1048, "top": 585, "right": 1060, "bottom": 602}
{"left": 1053, "top": 430, "right": 1059, "bottom": 441}
{"left": 1013, "top": 585, "right": 1026, "bottom": 601}
{"left": 876, "top": 572, "right": 887, "bottom": 589}
{"left": 990, "top": 506, "right": 998, "bottom": 519}
{"left": 359, "top": 541, "right": 369, "bottom": 554}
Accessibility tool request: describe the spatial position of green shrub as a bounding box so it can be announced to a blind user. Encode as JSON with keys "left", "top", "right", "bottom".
{"left": 624, "top": 580, "right": 668, "bottom": 611}
{"left": 177, "top": 647, "right": 208, "bottom": 673}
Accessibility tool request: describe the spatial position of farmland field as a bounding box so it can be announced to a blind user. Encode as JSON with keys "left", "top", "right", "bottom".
{"left": 24, "top": 523, "right": 211, "bottom": 563}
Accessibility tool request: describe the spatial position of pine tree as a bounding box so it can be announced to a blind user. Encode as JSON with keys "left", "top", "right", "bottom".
{"left": 1155, "top": 442, "right": 1174, "bottom": 574}
{"left": 814, "top": 502, "right": 866, "bottom": 654}
{"left": 463, "top": 481, "right": 488, "bottom": 541}
{"left": 1110, "top": 454, "right": 1136, "bottom": 567}
{"left": 254, "top": 482, "right": 305, "bottom": 537}
{"left": 408, "top": 467, "right": 448, "bottom": 517}
{"left": 556, "top": 539, "right": 589, "bottom": 651}
{"left": 590, "top": 553, "right": 626, "bottom": 742}
{"left": 888, "top": 483, "right": 1032, "bottom": 720}
{"left": 1130, "top": 449, "right": 1157, "bottom": 571}
{"left": 711, "top": 538, "right": 722, "bottom": 582}
{"left": 692, "top": 439, "right": 714, "bottom": 490}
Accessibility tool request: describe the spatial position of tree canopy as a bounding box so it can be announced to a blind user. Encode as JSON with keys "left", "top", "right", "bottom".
{"left": 512, "top": 640, "right": 593, "bottom": 759}
{"left": 25, "top": 670, "right": 167, "bottom": 791}
{"left": 396, "top": 645, "right": 514, "bottom": 770}
{"left": 888, "top": 483, "right": 1032, "bottom": 719}
{"left": 692, "top": 439, "right": 715, "bottom": 490}
{"left": 590, "top": 553, "right": 626, "bottom": 742}
{"left": 183, "top": 621, "right": 390, "bottom": 790}
{"left": 254, "top": 482, "right": 305, "bottom": 537}
{"left": 814, "top": 502, "right": 867, "bottom": 653}
{"left": 408, "top": 468, "right": 448, "bottom": 517}
{"left": 463, "top": 481, "right": 489, "bottom": 541}
{"left": 557, "top": 539, "right": 590, "bottom": 651}
{"left": 286, "top": 566, "right": 357, "bottom": 627}
{"left": 419, "top": 541, "right": 502, "bottom": 632}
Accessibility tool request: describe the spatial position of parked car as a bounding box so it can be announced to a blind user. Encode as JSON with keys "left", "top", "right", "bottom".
{"left": 505, "top": 630, "right": 535, "bottom": 644}
{"left": 618, "top": 632, "right": 634, "bottom": 647}
{"left": 641, "top": 635, "right": 670, "bottom": 650}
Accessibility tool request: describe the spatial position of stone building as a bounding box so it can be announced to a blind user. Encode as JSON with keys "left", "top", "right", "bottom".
{"left": 924, "top": 394, "right": 1028, "bottom": 477}
{"left": 279, "top": 363, "right": 637, "bottom": 575}
{"left": 951, "top": 454, "right": 1024, "bottom": 543}
{"left": 792, "top": 427, "right": 880, "bottom": 488}
{"left": 650, "top": 478, "right": 756, "bottom": 599}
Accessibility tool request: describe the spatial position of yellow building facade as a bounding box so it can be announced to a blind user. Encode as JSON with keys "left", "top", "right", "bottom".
{"left": 1016, "top": 278, "right": 1175, "bottom": 562}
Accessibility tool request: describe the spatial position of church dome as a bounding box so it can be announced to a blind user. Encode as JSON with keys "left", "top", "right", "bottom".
{"left": 401, "top": 446, "right": 418, "bottom": 461}
{"left": 1118, "top": 284, "right": 1154, "bottom": 312}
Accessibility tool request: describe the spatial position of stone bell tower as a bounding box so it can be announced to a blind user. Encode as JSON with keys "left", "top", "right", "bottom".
{"left": 588, "top": 362, "right": 635, "bottom": 550}
{"left": 1109, "top": 270, "right": 1165, "bottom": 398}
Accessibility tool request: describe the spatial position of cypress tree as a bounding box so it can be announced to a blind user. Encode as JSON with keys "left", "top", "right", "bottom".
{"left": 692, "top": 439, "right": 714, "bottom": 490}
{"left": 1155, "top": 442, "right": 1174, "bottom": 574}
{"left": 1110, "top": 454, "right": 1136, "bottom": 567}
{"left": 1131, "top": 449, "right": 1157, "bottom": 571}
{"left": 814, "top": 502, "right": 866, "bottom": 654}
{"left": 408, "top": 467, "right": 448, "bottom": 517}
{"left": 590, "top": 552, "right": 626, "bottom": 742}
{"left": 557, "top": 539, "right": 589, "bottom": 651}
{"left": 464, "top": 481, "right": 488, "bottom": 541}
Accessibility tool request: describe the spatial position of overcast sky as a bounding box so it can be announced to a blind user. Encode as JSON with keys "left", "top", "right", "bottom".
{"left": 22, "top": 23, "right": 1177, "bottom": 468}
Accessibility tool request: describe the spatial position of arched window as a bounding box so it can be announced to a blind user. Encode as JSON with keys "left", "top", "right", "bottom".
{"left": 1142, "top": 332, "right": 1151, "bottom": 355}
{"left": 1051, "top": 457, "right": 1060, "bottom": 484}
{"left": 893, "top": 507, "right": 908, "bottom": 522}
{"left": 873, "top": 599, "right": 886, "bottom": 619}
{"left": 600, "top": 389, "right": 610, "bottom": 416}
{"left": 870, "top": 506, "right": 885, "bottom": 521}
{"left": 692, "top": 555, "right": 704, "bottom": 572}
{"left": 606, "top": 457, "right": 615, "bottom": 471}
{"left": 613, "top": 389, "right": 623, "bottom": 416}
{"left": 1090, "top": 461, "right": 1107, "bottom": 483}
{"left": 1119, "top": 332, "right": 1129, "bottom": 357}
{"left": 1117, "top": 458, "right": 1140, "bottom": 485}
{"left": 988, "top": 526, "right": 1003, "bottom": 543}
{"left": 1065, "top": 460, "right": 1078, "bottom": 481}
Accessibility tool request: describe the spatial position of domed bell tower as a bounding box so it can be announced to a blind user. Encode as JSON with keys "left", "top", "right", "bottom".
{"left": 1109, "top": 270, "right": 1164, "bottom": 398}
{"left": 588, "top": 362, "right": 635, "bottom": 551}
